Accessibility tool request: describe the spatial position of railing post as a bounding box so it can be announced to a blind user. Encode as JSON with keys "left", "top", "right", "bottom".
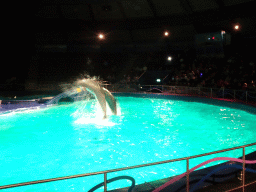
{"left": 234, "top": 90, "right": 236, "bottom": 100}
{"left": 242, "top": 147, "right": 245, "bottom": 192}
{"left": 211, "top": 88, "right": 212, "bottom": 98}
{"left": 186, "top": 158, "right": 190, "bottom": 192}
{"left": 223, "top": 87, "right": 225, "bottom": 99}
{"left": 246, "top": 91, "right": 247, "bottom": 103}
{"left": 104, "top": 173, "right": 107, "bottom": 192}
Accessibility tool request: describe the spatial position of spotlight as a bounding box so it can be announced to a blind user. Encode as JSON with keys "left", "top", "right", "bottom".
{"left": 234, "top": 25, "right": 239, "bottom": 30}
{"left": 156, "top": 79, "right": 161, "bottom": 83}
{"left": 164, "top": 31, "right": 169, "bottom": 37}
{"left": 167, "top": 56, "right": 172, "bottom": 61}
{"left": 98, "top": 34, "right": 104, "bottom": 39}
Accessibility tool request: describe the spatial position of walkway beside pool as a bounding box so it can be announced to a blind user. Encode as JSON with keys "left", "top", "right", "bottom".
{"left": 109, "top": 172, "right": 256, "bottom": 192}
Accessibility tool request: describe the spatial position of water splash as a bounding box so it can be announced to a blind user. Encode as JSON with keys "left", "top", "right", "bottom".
{"left": 73, "top": 100, "right": 118, "bottom": 126}
{"left": 50, "top": 74, "right": 119, "bottom": 125}
{"left": 74, "top": 117, "right": 116, "bottom": 126}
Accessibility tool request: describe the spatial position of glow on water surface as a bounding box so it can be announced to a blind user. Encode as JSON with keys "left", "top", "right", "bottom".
{"left": 0, "top": 96, "right": 256, "bottom": 191}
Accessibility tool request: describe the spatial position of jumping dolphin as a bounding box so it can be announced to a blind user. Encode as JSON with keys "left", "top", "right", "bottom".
{"left": 76, "top": 79, "right": 117, "bottom": 118}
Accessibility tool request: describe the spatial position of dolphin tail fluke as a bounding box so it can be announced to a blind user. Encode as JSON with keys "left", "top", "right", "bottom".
{"left": 76, "top": 79, "right": 117, "bottom": 118}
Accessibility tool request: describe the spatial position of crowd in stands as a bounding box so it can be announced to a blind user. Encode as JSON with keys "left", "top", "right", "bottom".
{"left": 106, "top": 55, "right": 255, "bottom": 92}
{"left": 2, "top": 52, "right": 254, "bottom": 93}
{"left": 169, "top": 56, "right": 255, "bottom": 91}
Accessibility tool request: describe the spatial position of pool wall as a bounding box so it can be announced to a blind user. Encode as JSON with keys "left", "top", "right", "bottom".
{"left": 1, "top": 89, "right": 255, "bottom": 114}
{"left": 113, "top": 92, "right": 256, "bottom": 115}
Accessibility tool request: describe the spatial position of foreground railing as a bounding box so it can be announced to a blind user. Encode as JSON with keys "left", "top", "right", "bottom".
{"left": 1, "top": 142, "right": 255, "bottom": 192}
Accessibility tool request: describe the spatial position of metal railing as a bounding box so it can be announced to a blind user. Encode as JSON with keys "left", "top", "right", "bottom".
{"left": 104, "top": 84, "right": 256, "bottom": 105}
{"left": 1, "top": 143, "right": 255, "bottom": 191}
{"left": 1, "top": 82, "right": 255, "bottom": 105}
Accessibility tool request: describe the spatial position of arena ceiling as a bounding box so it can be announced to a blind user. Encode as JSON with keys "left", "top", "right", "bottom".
{"left": 33, "top": 0, "right": 255, "bottom": 49}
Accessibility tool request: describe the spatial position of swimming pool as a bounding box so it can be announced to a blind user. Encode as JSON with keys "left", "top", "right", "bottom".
{"left": 1, "top": 93, "right": 256, "bottom": 191}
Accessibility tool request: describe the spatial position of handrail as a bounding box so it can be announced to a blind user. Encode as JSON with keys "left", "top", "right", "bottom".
{"left": 106, "top": 84, "right": 256, "bottom": 105}
{"left": 1, "top": 142, "right": 255, "bottom": 190}
{"left": 140, "top": 85, "right": 256, "bottom": 93}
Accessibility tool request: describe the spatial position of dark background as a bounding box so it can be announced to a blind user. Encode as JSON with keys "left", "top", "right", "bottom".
{"left": 3, "top": 0, "right": 256, "bottom": 88}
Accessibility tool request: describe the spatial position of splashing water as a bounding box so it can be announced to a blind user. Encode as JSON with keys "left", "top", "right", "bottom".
{"left": 73, "top": 98, "right": 120, "bottom": 126}
{"left": 48, "top": 75, "right": 118, "bottom": 122}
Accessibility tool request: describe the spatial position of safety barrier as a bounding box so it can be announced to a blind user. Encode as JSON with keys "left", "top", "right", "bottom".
{"left": 104, "top": 84, "right": 256, "bottom": 105}
{"left": 1, "top": 83, "right": 255, "bottom": 104}
{"left": 1, "top": 143, "right": 255, "bottom": 192}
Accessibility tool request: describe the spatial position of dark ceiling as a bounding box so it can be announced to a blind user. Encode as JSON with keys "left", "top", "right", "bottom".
{"left": 33, "top": 0, "right": 255, "bottom": 49}
{"left": 2, "top": 0, "right": 255, "bottom": 85}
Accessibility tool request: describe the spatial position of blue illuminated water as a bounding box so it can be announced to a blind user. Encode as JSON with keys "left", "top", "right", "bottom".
{"left": 0, "top": 95, "right": 256, "bottom": 191}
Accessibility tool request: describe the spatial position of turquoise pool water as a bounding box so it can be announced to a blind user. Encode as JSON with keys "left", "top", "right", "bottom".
{"left": 0, "top": 95, "right": 256, "bottom": 191}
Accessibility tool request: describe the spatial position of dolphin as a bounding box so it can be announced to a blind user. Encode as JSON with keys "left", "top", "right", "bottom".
{"left": 76, "top": 79, "right": 117, "bottom": 118}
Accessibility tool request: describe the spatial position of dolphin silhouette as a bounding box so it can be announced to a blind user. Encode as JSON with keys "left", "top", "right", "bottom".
{"left": 76, "top": 79, "right": 117, "bottom": 118}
